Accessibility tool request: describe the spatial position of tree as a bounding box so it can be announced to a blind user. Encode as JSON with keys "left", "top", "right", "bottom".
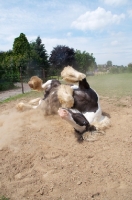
{"left": 0, "top": 50, "right": 19, "bottom": 90}
{"left": 12, "top": 33, "right": 30, "bottom": 76}
{"left": 49, "top": 45, "right": 75, "bottom": 73}
{"left": 109, "top": 67, "right": 119, "bottom": 74}
{"left": 118, "top": 66, "right": 127, "bottom": 73}
{"left": 13, "top": 33, "right": 30, "bottom": 56}
{"left": 30, "top": 36, "right": 49, "bottom": 69}
{"left": 128, "top": 63, "right": 132, "bottom": 72}
{"left": 106, "top": 60, "right": 112, "bottom": 68}
{"left": 74, "top": 50, "right": 95, "bottom": 73}
{"left": 0, "top": 52, "right": 6, "bottom": 88}
{"left": 29, "top": 36, "right": 49, "bottom": 79}
{"left": 0, "top": 51, "right": 5, "bottom": 63}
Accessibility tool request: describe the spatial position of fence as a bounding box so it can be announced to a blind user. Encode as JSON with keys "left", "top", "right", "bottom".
{"left": 0, "top": 67, "right": 47, "bottom": 93}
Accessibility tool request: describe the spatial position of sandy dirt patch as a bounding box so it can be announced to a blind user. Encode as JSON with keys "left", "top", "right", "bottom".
{"left": 0, "top": 96, "right": 132, "bottom": 200}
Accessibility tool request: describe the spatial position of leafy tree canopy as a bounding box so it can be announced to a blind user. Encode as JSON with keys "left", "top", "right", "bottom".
{"left": 0, "top": 51, "right": 5, "bottom": 65}
{"left": 49, "top": 45, "right": 75, "bottom": 69}
{"left": 106, "top": 60, "right": 112, "bottom": 67}
{"left": 75, "top": 50, "right": 95, "bottom": 73}
{"left": 128, "top": 63, "right": 132, "bottom": 72}
{"left": 0, "top": 50, "right": 14, "bottom": 69}
{"left": 13, "top": 33, "right": 30, "bottom": 56}
{"left": 30, "top": 36, "right": 49, "bottom": 69}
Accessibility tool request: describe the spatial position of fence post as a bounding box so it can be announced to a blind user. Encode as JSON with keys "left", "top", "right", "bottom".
{"left": 20, "top": 67, "right": 24, "bottom": 94}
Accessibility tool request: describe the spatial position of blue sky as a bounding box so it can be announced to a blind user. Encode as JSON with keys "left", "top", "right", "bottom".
{"left": 0, "top": 0, "right": 132, "bottom": 66}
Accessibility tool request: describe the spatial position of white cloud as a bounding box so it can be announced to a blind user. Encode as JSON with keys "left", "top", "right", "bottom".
{"left": 71, "top": 7, "right": 125, "bottom": 31}
{"left": 128, "top": 9, "right": 132, "bottom": 18}
{"left": 67, "top": 32, "right": 72, "bottom": 37}
{"left": 103, "top": 0, "right": 128, "bottom": 6}
{"left": 111, "top": 40, "right": 118, "bottom": 46}
{"left": 0, "top": 7, "right": 39, "bottom": 35}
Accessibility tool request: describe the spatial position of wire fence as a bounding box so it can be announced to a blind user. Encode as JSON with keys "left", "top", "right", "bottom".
{"left": 0, "top": 68, "right": 47, "bottom": 94}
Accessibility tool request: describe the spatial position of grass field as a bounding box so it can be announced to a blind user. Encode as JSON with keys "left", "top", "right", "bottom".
{"left": 0, "top": 73, "right": 132, "bottom": 104}
{"left": 87, "top": 73, "right": 132, "bottom": 98}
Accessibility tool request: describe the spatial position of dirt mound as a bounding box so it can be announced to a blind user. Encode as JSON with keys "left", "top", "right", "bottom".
{"left": 0, "top": 97, "right": 132, "bottom": 200}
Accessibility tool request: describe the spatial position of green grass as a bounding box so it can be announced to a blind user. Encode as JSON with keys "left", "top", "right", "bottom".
{"left": 0, "top": 196, "right": 10, "bottom": 200}
{"left": 87, "top": 73, "right": 132, "bottom": 98}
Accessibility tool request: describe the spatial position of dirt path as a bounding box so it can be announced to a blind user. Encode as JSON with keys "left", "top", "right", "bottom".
{"left": 0, "top": 83, "right": 31, "bottom": 101}
{"left": 0, "top": 96, "right": 132, "bottom": 200}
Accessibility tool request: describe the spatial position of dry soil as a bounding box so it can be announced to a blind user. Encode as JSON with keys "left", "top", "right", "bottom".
{"left": 0, "top": 96, "right": 132, "bottom": 200}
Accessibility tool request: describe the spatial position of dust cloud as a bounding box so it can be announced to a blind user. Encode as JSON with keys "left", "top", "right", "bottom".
{"left": 0, "top": 107, "right": 46, "bottom": 149}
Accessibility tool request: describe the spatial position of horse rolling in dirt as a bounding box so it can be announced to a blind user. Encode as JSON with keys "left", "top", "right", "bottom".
{"left": 16, "top": 66, "right": 110, "bottom": 142}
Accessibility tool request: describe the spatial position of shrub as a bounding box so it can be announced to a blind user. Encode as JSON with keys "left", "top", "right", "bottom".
{"left": 0, "top": 81, "right": 14, "bottom": 91}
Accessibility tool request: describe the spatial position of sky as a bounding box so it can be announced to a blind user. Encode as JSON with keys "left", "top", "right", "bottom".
{"left": 0, "top": 0, "right": 132, "bottom": 66}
